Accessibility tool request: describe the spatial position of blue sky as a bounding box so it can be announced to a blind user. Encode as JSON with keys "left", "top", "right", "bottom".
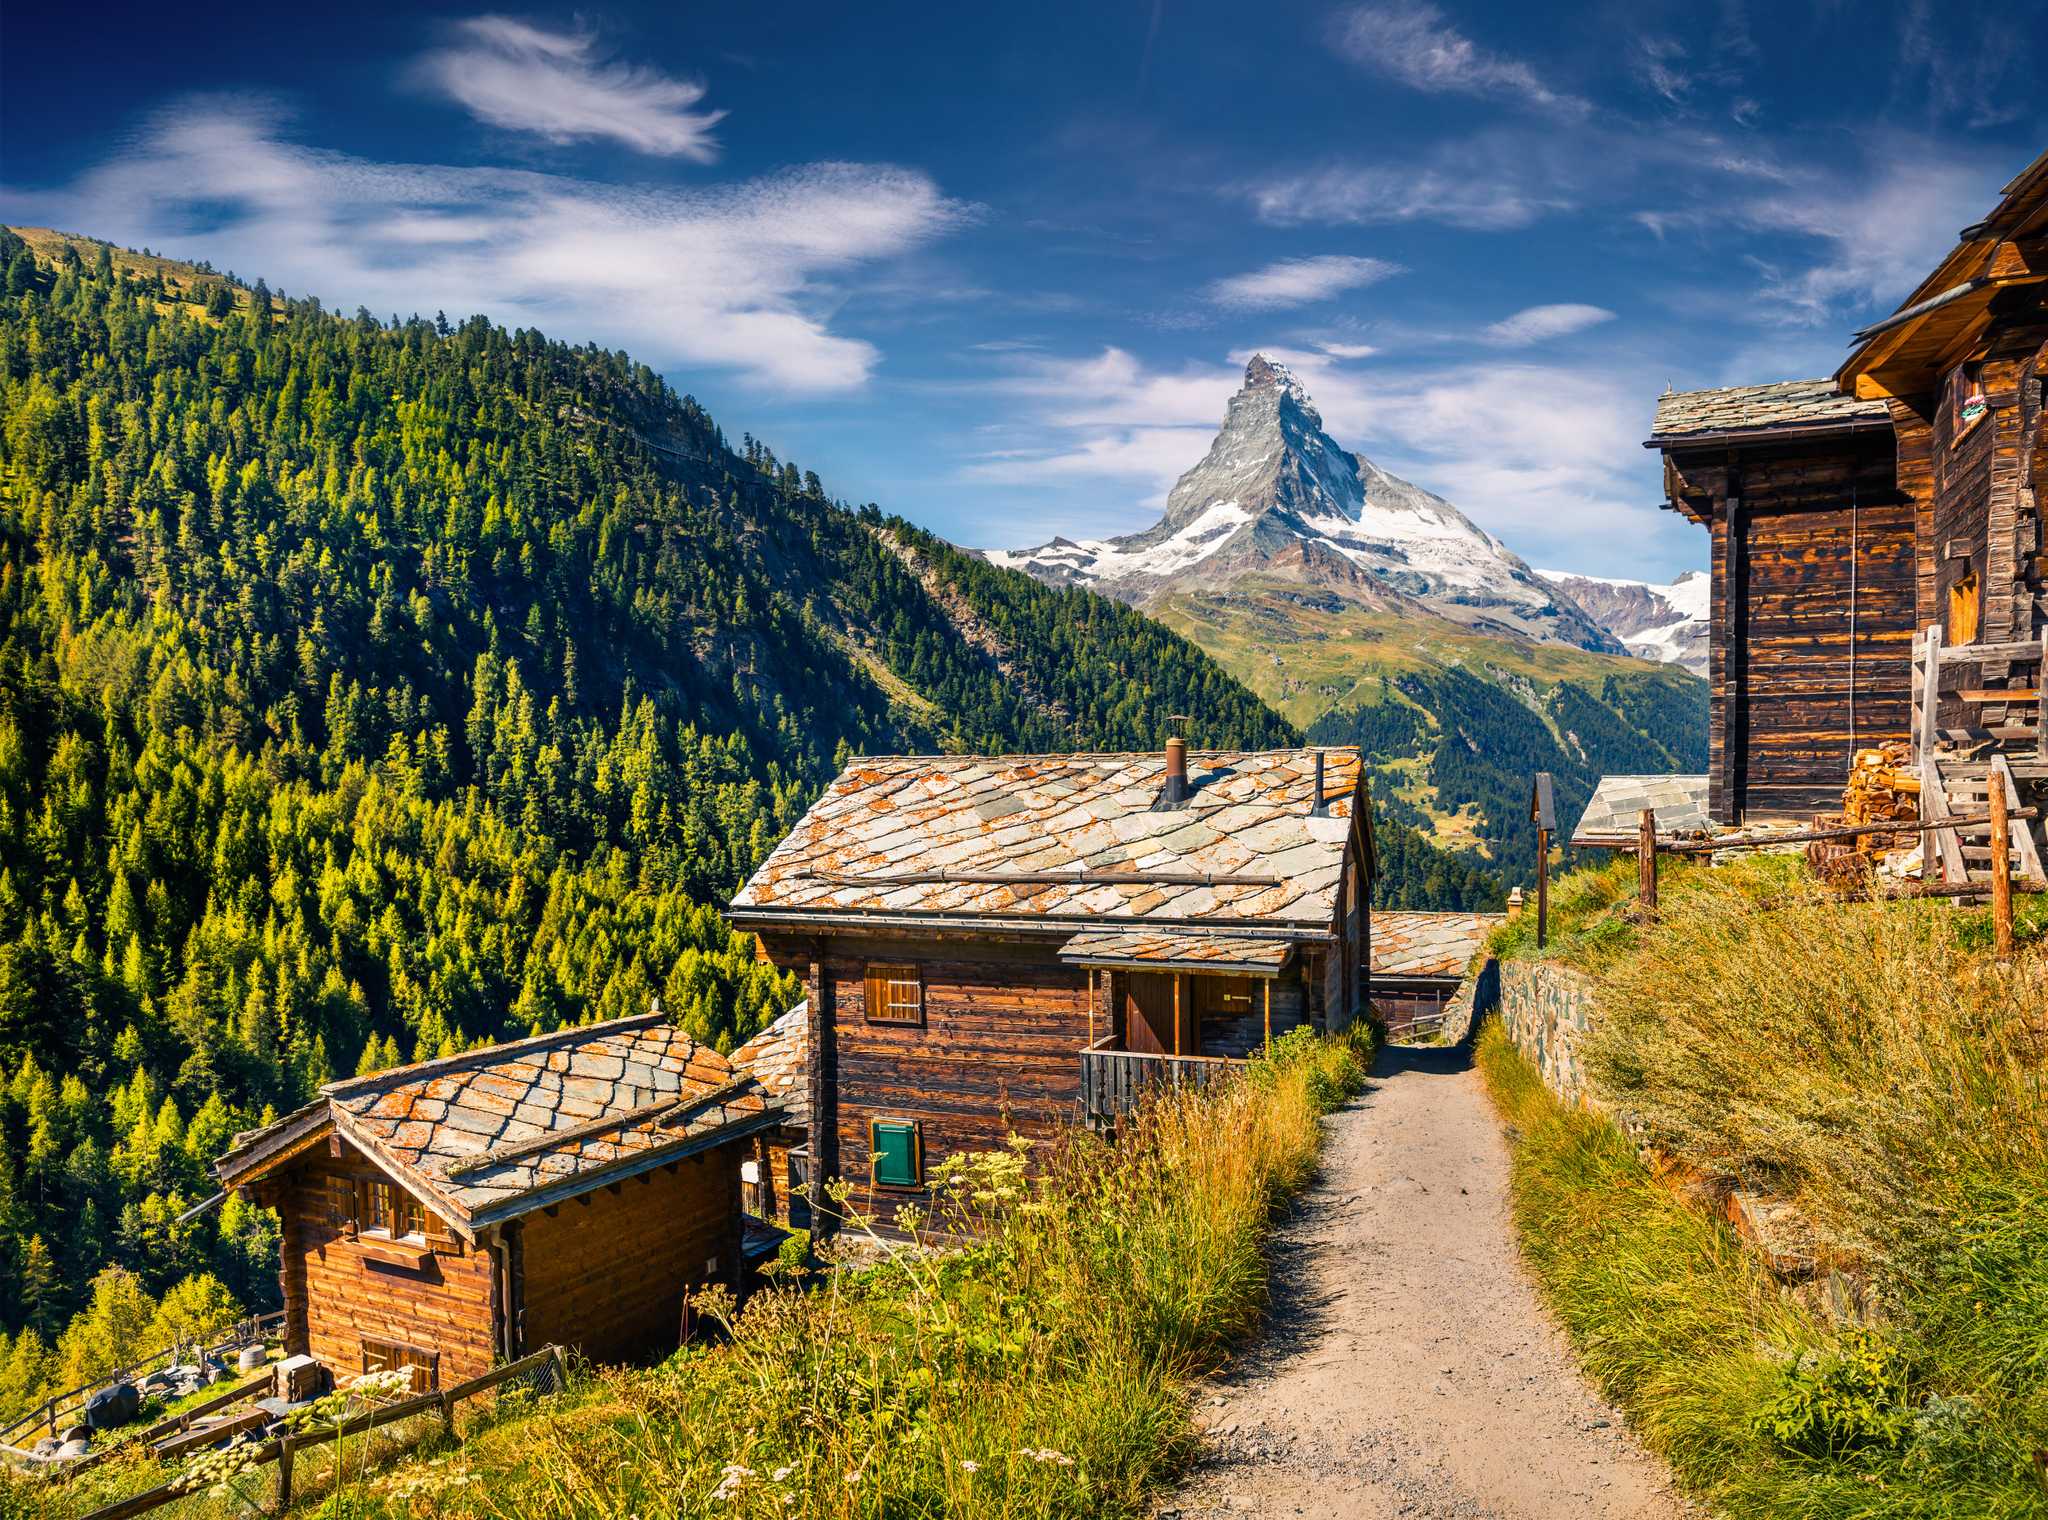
{"left": 4, "top": 2, "right": 2043, "bottom": 580}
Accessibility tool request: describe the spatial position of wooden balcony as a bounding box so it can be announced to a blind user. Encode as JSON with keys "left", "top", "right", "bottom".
{"left": 1079, "top": 1036, "right": 1245, "bottom": 1128}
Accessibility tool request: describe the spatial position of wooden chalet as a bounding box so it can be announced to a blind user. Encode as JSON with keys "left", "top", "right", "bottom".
{"left": 727, "top": 740, "right": 1375, "bottom": 1232}
{"left": 1648, "top": 149, "right": 2048, "bottom": 879}
{"left": 1368, "top": 911, "right": 1501, "bottom": 1037}
{"left": 214, "top": 1014, "right": 783, "bottom": 1388}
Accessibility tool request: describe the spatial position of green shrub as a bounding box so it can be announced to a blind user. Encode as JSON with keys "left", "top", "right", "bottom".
{"left": 1755, "top": 1329, "right": 1915, "bottom": 1457}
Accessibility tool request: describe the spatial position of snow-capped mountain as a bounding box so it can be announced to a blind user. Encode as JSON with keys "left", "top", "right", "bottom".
{"left": 1535, "top": 569, "right": 1709, "bottom": 677}
{"left": 988, "top": 354, "right": 1623, "bottom": 653}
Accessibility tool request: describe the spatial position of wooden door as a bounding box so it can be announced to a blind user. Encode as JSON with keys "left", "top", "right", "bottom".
{"left": 1124, "top": 973, "right": 1184, "bottom": 1055}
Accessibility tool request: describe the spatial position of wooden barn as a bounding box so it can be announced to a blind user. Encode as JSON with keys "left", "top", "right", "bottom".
{"left": 1647, "top": 379, "right": 1906, "bottom": 823}
{"left": 214, "top": 1014, "right": 783, "bottom": 1387}
{"left": 1649, "top": 149, "right": 2048, "bottom": 873}
{"left": 727, "top": 741, "right": 1375, "bottom": 1233}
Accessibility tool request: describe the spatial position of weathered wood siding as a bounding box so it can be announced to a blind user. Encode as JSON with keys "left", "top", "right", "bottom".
{"left": 824, "top": 936, "right": 1090, "bottom": 1220}
{"left": 274, "top": 1141, "right": 496, "bottom": 1387}
{"left": 519, "top": 1148, "right": 742, "bottom": 1366}
{"left": 1672, "top": 435, "right": 1911, "bottom": 821}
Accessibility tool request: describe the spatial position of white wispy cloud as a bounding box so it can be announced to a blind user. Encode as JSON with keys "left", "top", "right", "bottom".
{"left": 1206, "top": 254, "right": 1403, "bottom": 310}
{"left": 1329, "top": 2, "right": 1589, "bottom": 116}
{"left": 421, "top": 16, "right": 726, "bottom": 159}
{"left": 1244, "top": 130, "right": 1587, "bottom": 230}
{"left": 1482, "top": 303, "right": 1616, "bottom": 346}
{"left": 2, "top": 97, "right": 964, "bottom": 392}
{"left": 1733, "top": 144, "right": 2005, "bottom": 321}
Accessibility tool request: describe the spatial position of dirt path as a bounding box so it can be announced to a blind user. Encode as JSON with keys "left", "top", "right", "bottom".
{"left": 1167, "top": 1043, "right": 1691, "bottom": 1520}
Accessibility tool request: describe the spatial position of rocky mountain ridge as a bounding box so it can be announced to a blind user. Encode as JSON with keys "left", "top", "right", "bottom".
{"left": 1535, "top": 569, "right": 1709, "bottom": 676}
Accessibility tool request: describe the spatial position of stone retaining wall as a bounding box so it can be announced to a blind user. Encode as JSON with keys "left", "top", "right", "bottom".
{"left": 1437, "top": 957, "right": 1499, "bottom": 1046}
{"left": 1497, "top": 959, "right": 1599, "bottom": 1106}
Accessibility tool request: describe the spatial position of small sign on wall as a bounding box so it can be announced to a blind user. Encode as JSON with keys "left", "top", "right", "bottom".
{"left": 740, "top": 1159, "right": 760, "bottom": 1184}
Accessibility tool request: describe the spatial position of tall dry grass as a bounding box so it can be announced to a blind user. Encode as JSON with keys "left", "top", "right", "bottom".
{"left": 1484, "top": 859, "right": 2048, "bottom": 1519}
{"left": 1584, "top": 861, "right": 2048, "bottom": 1264}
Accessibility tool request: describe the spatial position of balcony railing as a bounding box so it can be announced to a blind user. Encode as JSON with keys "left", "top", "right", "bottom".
{"left": 1079, "top": 1037, "right": 1245, "bottom": 1127}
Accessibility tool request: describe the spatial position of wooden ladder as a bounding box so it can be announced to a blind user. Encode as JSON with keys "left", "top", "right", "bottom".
{"left": 1910, "top": 623, "right": 2048, "bottom": 885}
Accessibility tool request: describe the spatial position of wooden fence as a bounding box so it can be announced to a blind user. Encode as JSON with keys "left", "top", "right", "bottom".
{"left": 0, "top": 1311, "right": 287, "bottom": 1460}
{"left": 78, "top": 1344, "right": 569, "bottom": 1520}
{"left": 1617, "top": 799, "right": 2043, "bottom": 959}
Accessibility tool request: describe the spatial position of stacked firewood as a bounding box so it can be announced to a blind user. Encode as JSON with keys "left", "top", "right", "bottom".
{"left": 1840, "top": 742, "right": 1920, "bottom": 855}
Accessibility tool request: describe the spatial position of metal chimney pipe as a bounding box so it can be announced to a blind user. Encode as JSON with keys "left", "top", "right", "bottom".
{"left": 1164, "top": 736, "right": 1188, "bottom": 804}
{"left": 1312, "top": 750, "right": 1325, "bottom": 815}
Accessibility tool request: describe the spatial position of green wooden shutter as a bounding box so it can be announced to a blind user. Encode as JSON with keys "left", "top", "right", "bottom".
{"left": 870, "top": 1120, "right": 922, "bottom": 1188}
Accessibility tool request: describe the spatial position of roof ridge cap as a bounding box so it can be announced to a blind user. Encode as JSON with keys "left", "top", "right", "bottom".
{"left": 321, "top": 1010, "right": 673, "bottom": 1098}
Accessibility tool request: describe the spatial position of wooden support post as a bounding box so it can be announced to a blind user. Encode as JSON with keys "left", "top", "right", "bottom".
{"left": 1638, "top": 808, "right": 1658, "bottom": 917}
{"left": 1990, "top": 778, "right": 2015, "bottom": 960}
{"left": 1536, "top": 826, "right": 1550, "bottom": 949}
{"left": 1172, "top": 975, "right": 1182, "bottom": 1058}
{"left": 439, "top": 1389, "right": 456, "bottom": 1441}
{"left": 1086, "top": 969, "right": 1096, "bottom": 1049}
{"left": 1263, "top": 980, "right": 1272, "bottom": 1052}
{"left": 1918, "top": 623, "right": 1942, "bottom": 762}
{"left": 274, "top": 1436, "right": 294, "bottom": 1514}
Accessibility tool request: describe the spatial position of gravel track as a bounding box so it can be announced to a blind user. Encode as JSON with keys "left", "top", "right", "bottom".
{"left": 1165, "top": 1042, "right": 1692, "bottom": 1520}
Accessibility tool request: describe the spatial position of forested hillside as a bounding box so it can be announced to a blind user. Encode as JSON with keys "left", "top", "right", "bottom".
{"left": 0, "top": 228, "right": 1488, "bottom": 1404}
{"left": 1309, "top": 666, "right": 1707, "bottom": 879}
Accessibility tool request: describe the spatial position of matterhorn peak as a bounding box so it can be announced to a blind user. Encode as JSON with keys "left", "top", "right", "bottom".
{"left": 987, "top": 357, "right": 1623, "bottom": 655}
{"left": 1243, "top": 352, "right": 1290, "bottom": 387}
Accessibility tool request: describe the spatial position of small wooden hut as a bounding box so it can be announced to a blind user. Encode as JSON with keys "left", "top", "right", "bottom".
{"left": 1367, "top": 912, "right": 1501, "bottom": 1037}
{"left": 214, "top": 1014, "right": 782, "bottom": 1386}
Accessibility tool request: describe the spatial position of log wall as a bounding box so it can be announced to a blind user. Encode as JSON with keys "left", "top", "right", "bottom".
{"left": 275, "top": 1142, "right": 497, "bottom": 1388}
{"left": 519, "top": 1147, "right": 742, "bottom": 1365}
{"left": 1671, "top": 435, "right": 1912, "bottom": 821}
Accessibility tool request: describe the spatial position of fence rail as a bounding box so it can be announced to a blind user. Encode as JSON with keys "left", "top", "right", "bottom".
{"left": 1079, "top": 1039, "right": 1244, "bottom": 1127}
{"left": 1587, "top": 793, "right": 2043, "bottom": 960}
{"left": 0, "top": 1311, "right": 287, "bottom": 1458}
{"left": 77, "top": 1344, "right": 569, "bottom": 1520}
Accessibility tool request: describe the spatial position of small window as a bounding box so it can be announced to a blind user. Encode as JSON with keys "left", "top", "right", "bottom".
{"left": 363, "top": 1180, "right": 426, "bottom": 1240}
{"left": 869, "top": 1119, "right": 923, "bottom": 1189}
{"left": 863, "top": 964, "right": 923, "bottom": 1026}
{"left": 361, "top": 1338, "right": 439, "bottom": 1390}
{"left": 1948, "top": 563, "right": 1981, "bottom": 646}
{"left": 1955, "top": 361, "right": 1988, "bottom": 434}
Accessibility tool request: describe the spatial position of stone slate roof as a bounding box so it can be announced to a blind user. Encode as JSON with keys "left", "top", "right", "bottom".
{"left": 730, "top": 1003, "right": 809, "bottom": 1130}
{"left": 217, "top": 1013, "right": 781, "bottom": 1233}
{"left": 1369, "top": 912, "right": 1503, "bottom": 981}
{"left": 729, "top": 750, "right": 1366, "bottom": 933}
{"left": 1057, "top": 929, "right": 1297, "bottom": 975}
{"left": 1647, "top": 379, "right": 1889, "bottom": 445}
{"left": 1571, "top": 774, "right": 1713, "bottom": 847}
